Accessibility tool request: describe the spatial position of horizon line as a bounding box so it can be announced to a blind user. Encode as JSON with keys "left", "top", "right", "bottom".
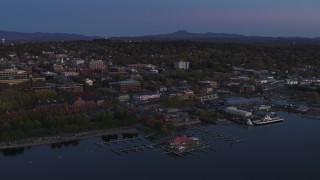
{"left": 1, "top": 29, "right": 319, "bottom": 39}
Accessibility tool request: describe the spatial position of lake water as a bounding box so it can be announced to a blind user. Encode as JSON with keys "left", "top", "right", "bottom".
{"left": 1, "top": 112, "right": 320, "bottom": 180}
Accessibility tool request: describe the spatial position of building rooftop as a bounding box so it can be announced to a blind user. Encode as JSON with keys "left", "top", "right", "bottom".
{"left": 110, "top": 79, "right": 140, "bottom": 85}
{"left": 170, "top": 135, "right": 191, "bottom": 145}
{"left": 198, "top": 81, "right": 216, "bottom": 84}
{"left": 1, "top": 68, "right": 26, "bottom": 73}
{"left": 224, "top": 97, "right": 264, "bottom": 105}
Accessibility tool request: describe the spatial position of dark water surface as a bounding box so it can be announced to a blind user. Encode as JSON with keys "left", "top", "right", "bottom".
{"left": 1, "top": 112, "right": 319, "bottom": 180}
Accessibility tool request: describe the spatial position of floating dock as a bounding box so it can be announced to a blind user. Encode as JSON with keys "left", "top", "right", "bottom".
{"left": 189, "top": 126, "right": 246, "bottom": 143}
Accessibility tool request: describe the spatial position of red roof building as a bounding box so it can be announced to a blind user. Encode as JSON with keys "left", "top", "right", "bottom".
{"left": 170, "top": 135, "right": 191, "bottom": 146}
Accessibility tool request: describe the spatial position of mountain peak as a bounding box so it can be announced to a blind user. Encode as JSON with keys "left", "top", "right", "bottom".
{"left": 173, "top": 30, "right": 190, "bottom": 34}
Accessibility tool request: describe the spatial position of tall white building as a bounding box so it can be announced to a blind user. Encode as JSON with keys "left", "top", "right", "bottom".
{"left": 174, "top": 61, "right": 189, "bottom": 70}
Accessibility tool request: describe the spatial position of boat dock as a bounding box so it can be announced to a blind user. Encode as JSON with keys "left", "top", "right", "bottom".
{"left": 93, "top": 130, "right": 237, "bottom": 157}
{"left": 96, "top": 135, "right": 148, "bottom": 147}
{"left": 109, "top": 145, "right": 151, "bottom": 155}
{"left": 154, "top": 140, "right": 217, "bottom": 157}
{"left": 189, "top": 126, "right": 246, "bottom": 143}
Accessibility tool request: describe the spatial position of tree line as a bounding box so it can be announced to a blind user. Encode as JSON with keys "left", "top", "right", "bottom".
{"left": 0, "top": 108, "right": 137, "bottom": 141}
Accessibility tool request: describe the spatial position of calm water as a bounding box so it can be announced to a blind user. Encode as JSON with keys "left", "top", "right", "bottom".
{"left": 1, "top": 112, "right": 320, "bottom": 180}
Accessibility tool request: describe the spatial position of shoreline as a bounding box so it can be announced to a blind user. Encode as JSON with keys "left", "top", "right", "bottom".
{"left": 171, "top": 119, "right": 201, "bottom": 128}
{"left": 0, "top": 127, "right": 139, "bottom": 151}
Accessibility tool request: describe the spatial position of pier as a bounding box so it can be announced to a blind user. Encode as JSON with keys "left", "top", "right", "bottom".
{"left": 189, "top": 126, "right": 246, "bottom": 143}
{"left": 94, "top": 134, "right": 156, "bottom": 156}
{"left": 98, "top": 135, "right": 148, "bottom": 146}
{"left": 94, "top": 142, "right": 103, "bottom": 148}
{"left": 153, "top": 139, "right": 217, "bottom": 157}
{"left": 108, "top": 144, "right": 151, "bottom": 155}
{"left": 95, "top": 132, "right": 222, "bottom": 157}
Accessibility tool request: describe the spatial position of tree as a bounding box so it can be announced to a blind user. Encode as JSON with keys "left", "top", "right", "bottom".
{"left": 308, "top": 92, "right": 320, "bottom": 103}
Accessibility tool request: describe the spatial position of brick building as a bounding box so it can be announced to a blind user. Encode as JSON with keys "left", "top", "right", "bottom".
{"left": 89, "top": 60, "right": 105, "bottom": 70}
{"left": 198, "top": 81, "right": 219, "bottom": 94}
{"left": 110, "top": 79, "right": 141, "bottom": 93}
{"left": 0, "top": 69, "right": 46, "bottom": 90}
{"left": 0, "top": 69, "right": 27, "bottom": 79}
{"left": 57, "top": 84, "right": 84, "bottom": 96}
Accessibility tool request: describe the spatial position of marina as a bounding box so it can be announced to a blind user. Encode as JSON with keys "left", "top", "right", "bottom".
{"left": 108, "top": 145, "right": 152, "bottom": 155}
{"left": 90, "top": 124, "right": 247, "bottom": 158}
{"left": 97, "top": 136, "right": 145, "bottom": 146}
{"left": 1, "top": 112, "right": 320, "bottom": 180}
{"left": 94, "top": 133, "right": 218, "bottom": 157}
{"left": 189, "top": 126, "right": 247, "bottom": 143}
{"left": 153, "top": 136, "right": 217, "bottom": 157}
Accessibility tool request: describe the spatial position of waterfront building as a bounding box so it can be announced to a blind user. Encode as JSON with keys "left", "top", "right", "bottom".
{"left": 170, "top": 135, "right": 191, "bottom": 146}
{"left": 225, "top": 107, "right": 252, "bottom": 117}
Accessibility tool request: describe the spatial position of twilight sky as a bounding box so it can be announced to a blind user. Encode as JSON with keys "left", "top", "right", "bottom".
{"left": 1, "top": 0, "right": 320, "bottom": 37}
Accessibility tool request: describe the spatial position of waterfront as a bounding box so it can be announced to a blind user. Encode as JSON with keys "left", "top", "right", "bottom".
{"left": 1, "top": 112, "right": 320, "bottom": 180}
{"left": 0, "top": 127, "right": 139, "bottom": 150}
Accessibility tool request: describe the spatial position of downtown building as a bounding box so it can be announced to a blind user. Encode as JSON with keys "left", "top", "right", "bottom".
{"left": 0, "top": 69, "right": 45, "bottom": 90}
{"left": 89, "top": 60, "right": 105, "bottom": 70}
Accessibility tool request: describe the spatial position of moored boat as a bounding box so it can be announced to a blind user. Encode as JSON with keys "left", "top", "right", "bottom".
{"left": 253, "top": 113, "right": 284, "bottom": 126}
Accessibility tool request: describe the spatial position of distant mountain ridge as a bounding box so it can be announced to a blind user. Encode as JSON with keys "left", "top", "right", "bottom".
{"left": 1, "top": 29, "right": 319, "bottom": 44}
{"left": 110, "top": 30, "right": 320, "bottom": 44}
{"left": 0, "top": 30, "right": 102, "bottom": 42}
{"left": 143, "top": 30, "right": 246, "bottom": 39}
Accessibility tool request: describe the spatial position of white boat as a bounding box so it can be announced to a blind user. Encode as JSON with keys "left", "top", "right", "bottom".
{"left": 246, "top": 119, "right": 253, "bottom": 126}
{"left": 253, "top": 114, "right": 284, "bottom": 126}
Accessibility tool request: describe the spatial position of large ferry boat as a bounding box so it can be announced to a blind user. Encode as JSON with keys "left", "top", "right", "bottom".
{"left": 252, "top": 112, "right": 284, "bottom": 126}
